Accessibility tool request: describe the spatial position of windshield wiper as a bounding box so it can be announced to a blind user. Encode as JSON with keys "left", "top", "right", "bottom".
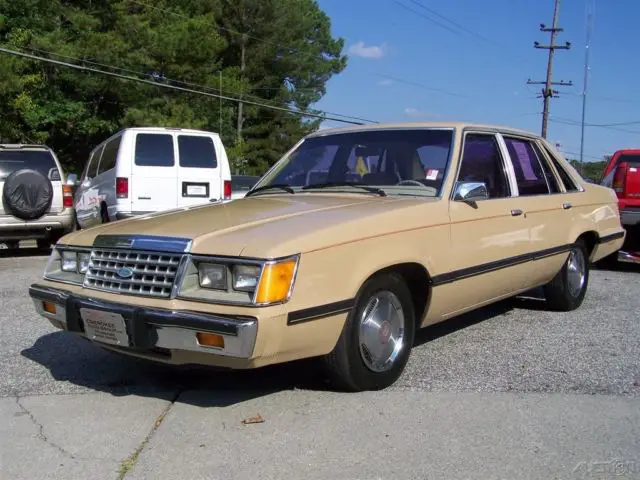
{"left": 245, "top": 184, "right": 295, "bottom": 197}
{"left": 301, "top": 182, "right": 387, "bottom": 197}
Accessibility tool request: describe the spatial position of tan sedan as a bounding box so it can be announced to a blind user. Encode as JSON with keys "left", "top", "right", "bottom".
{"left": 28, "top": 122, "right": 625, "bottom": 391}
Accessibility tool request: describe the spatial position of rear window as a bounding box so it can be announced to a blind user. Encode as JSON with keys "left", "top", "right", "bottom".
{"left": 0, "top": 150, "right": 60, "bottom": 181}
{"left": 617, "top": 154, "right": 640, "bottom": 165}
{"left": 178, "top": 135, "right": 218, "bottom": 168}
{"left": 134, "top": 134, "right": 175, "bottom": 167}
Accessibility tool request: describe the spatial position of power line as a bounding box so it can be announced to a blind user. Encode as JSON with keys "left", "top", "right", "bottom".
{"left": 549, "top": 117, "right": 640, "bottom": 135}
{"left": 527, "top": 0, "right": 573, "bottom": 139}
{"left": 391, "top": 0, "right": 532, "bottom": 65}
{"left": 376, "top": 73, "right": 468, "bottom": 98}
{"left": 15, "top": 45, "right": 375, "bottom": 124}
{"left": 0, "top": 47, "right": 377, "bottom": 125}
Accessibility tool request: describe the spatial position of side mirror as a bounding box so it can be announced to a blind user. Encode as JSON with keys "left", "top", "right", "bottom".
{"left": 66, "top": 173, "right": 79, "bottom": 186}
{"left": 453, "top": 181, "right": 489, "bottom": 206}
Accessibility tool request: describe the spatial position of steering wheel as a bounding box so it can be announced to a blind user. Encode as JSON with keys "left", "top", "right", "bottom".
{"left": 396, "top": 179, "right": 426, "bottom": 187}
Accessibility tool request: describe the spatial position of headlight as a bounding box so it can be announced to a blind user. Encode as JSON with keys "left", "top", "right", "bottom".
{"left": 232, "top": 265, "right": 261, "bottom": 292}
{"left": 43, "top": 246, "right": 91, "bottom": 284}
{"left": 198, "top": 263, "right": 227, "bottom": 290}
{"left": 177, "top": 255, "right": 299, "bottom": 305}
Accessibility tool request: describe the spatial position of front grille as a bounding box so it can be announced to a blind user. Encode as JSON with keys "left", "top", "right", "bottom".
{"left": 84, "top": 249, "right": 183, "bottom": 298}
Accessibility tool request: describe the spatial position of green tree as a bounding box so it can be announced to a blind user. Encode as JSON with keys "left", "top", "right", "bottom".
{"left": 0, "top": 0, "right": 346, "bottom": 176}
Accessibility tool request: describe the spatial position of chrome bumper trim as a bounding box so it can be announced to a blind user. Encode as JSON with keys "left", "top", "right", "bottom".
{"left": 618, "top": 250, "right": 640, "bottom": 265}
{"left": 28, "top": 284, "right": 258, "bottom": 358}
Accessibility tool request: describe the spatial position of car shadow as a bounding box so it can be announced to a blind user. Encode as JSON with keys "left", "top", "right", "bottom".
{"left": 21, "top": 331, "right": 328, "bottom": 408}
{"left": 0, "top": 246, "right": 52, "bottom": 258}
{"left": 22, "top": 290, "right": 551, "bottom": 406}
{"left": 412, "top": 289, "right": 547, "bottom": 348}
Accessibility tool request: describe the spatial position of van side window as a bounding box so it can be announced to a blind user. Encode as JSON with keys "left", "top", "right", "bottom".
{"left": 98, "top": 136, "right": 121, "bottom": 175}
{"left": 88, "top": 145, "right": 103, "bottom": 179}
{"left": 135, "top": 134, "right": 175, "bottom": 167}
{"left": 178, "top": 135, "right": 218, "bottom": 168}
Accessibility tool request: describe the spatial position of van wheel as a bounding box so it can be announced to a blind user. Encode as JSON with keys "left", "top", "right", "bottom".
{"left": 100, "top": 204, "right": 109, "bottom": 224}
{"left": 543, "top": 239, "right": 589, "bottom": 311}
{"left": 322, "top": 272, "right": 415, "bottom": 392}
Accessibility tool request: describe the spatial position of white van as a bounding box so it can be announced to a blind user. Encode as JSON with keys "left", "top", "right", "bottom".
{"left": 71, "top": 127, "right": 232, "bottom": 229}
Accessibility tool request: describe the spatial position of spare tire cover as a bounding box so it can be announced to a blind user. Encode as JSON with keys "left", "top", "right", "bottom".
{"left": 2, "top": 168, "right": 54, "bottom": 220}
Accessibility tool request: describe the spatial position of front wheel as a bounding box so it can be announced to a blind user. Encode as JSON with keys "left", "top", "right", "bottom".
{"left": 322, "top": 272, "right": 416, "bottom": 392}
{"left": 543, "top": 239, "right": 589, "bottom": 311}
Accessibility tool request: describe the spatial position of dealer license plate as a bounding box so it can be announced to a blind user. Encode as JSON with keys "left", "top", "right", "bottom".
{"left": 187, "top": 185, "right": 207, "bottom": 196}
{"left": 80, "top": 308, "right": 129, "bottom": 346}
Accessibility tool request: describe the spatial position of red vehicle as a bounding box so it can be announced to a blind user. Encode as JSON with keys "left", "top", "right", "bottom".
{"left": 600, "top": 148, "right": 640, "bottom": 264}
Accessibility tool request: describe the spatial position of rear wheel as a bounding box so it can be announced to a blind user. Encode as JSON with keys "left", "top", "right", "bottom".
{"left": 543, "top": 239, "right": 589, "bottom": 311}
{"left": 100, "top": 203, "right": 109, "bottom": 224}
{"left": 322, "top": 272, "right": 416, "bottom": 392}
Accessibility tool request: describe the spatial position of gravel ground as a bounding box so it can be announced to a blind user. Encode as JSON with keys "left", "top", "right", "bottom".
{"left": 1, "top": 247, "right": 639, "bottom": 399}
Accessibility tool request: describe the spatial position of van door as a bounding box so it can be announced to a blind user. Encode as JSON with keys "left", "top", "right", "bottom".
{"left": 130, "top": 132, "right": 178, "bottom": 213}
{"left": 176, "top": 134, "right": 221, "bottom": 207}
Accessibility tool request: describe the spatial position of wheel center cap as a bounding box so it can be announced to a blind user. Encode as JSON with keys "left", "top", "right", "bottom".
{"left": 379, "top": 321, "right": 391, "bottom": 344}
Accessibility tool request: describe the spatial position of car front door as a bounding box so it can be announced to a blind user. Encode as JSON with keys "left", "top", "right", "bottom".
{"left": 440, "top": 131, "right": 532, "bottom": 317}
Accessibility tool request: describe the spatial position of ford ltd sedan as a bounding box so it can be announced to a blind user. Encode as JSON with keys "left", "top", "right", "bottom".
{"left": 29, "top": 122, "right": 626, "bottom": 391}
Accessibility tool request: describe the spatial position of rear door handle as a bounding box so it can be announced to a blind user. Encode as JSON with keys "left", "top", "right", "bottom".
{"left": 511, "top": 209, "right": 523, "bottom": 216}
{"left": 562, "top": 202, "right": 572, "bottom": 210}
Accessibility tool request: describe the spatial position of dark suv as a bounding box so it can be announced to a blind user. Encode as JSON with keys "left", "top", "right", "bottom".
{"left": 0, "top": 144, "right": 75, "bottom": 250}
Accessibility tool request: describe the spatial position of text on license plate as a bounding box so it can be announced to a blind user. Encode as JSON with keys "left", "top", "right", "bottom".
{"left": 80, "top": 308, "right": 129, "bottom": 346}
{"left": 187, "top": 185, "right": 207, "bottom": 196}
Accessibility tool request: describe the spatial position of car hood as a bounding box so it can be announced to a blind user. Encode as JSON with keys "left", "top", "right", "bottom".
{"left": 62, "top": 194, "right": 443, "bottom": 258}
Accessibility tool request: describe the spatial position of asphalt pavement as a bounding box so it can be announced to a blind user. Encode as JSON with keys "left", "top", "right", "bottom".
{"left": 1, "top": 248, "right": 639, "bottom": 480}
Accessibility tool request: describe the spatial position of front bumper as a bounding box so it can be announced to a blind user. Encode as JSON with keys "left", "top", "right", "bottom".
{"left": 29, "top": 284, "right": 258, "bottom": 360}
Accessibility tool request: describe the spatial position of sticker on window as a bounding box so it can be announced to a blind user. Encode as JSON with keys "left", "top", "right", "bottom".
{"left": 425, "top": 169, "right": 438, "bottom": 180}
{"left": 512, "top": 141, "right": 538, "bottom": 181}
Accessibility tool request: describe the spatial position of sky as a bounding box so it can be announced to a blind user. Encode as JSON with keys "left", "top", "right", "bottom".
{"left": 313, "top": 0, "right": 640, "bottom": 163}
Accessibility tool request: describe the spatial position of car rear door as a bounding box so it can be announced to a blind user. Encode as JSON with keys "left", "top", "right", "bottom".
{"left": 175, "top": 133, "right": 222, "bottom": 207}
{"left": 130, "top": 131, "right": 179, "bottom": 213}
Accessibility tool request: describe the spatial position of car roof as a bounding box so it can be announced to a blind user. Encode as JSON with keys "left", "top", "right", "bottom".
{"left": 0, "top": 144, "right": 52, "bottom": 151}
{"left": 306, "top": 121, "right": 540, "bottom": 139}
{"left": 117, "top": 127, "right": 220, "bottom": 136}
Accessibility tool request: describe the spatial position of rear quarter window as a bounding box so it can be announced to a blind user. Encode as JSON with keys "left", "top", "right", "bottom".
{"left": 178, "top": 135, "right": 218, "bottom": 168}
{"left": 134, "top": 134, "right": 175, "bottom": 167}
{"left": 0, "top": 150, "right": 60, "bottom": 181}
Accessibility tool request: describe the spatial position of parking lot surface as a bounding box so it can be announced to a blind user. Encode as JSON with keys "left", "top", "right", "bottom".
{"left": 1, "top": 249, "right": 639, "bottom": 479}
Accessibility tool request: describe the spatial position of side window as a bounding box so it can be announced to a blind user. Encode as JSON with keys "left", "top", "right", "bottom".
{"left": 97, "top": 136, "right": 121, "bottom": 175}
{"left": 541, "top": 145, "right": 579, "bottom": 192}
{"left": 178, "top": 135, "right": 218, "bottom": 168}
{"left": 503, "top": 137, "right": 550, "bottom": 196}
{"left": 87, "top": 145, "right": 103, "bottom": 179}
{"left": 135, "top": 134, "right": 175, "bottom": 167}
{"left": 457, "top": 133, "right": 509, "bottom": 199}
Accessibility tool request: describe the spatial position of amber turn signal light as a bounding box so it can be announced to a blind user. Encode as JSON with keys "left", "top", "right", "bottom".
{"left": 42, "top": 301, "right": 57, "bottom": 314}
{"left": 196, "top": 332, "right": 225, "bottom": 348}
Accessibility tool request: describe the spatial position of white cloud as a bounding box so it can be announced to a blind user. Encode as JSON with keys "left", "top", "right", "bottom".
{"left": 404, "top": 108, "right": 439, "bottom": 119}
{"left": 377, "top": 79, "right": 393, "bottom": 86}
{"left": 348, "top": 41, "right": 386, "bottom": 59}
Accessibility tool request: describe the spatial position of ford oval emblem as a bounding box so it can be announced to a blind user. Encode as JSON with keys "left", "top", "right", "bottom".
{"left": 117, "top": 267, "right": 134, "bottom": 279}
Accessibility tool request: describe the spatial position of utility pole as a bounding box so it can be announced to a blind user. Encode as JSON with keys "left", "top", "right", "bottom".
{"left": 579, "top": 0, "right": 595, "bottom": 169}
{"left": 527, "top": 0, "right": 572, "bottom": 138}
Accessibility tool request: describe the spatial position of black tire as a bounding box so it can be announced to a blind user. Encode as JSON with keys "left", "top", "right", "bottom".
{"left": 100, "top": 203, "right": 109, "bottom": 224}
{"left": 543, "top": 239, "right": 590, "bottom": 311}
{"left": 322, "top": 272, "right": 416, "bottom": 392}
{"left": 36, "top": 239, "right": 51, "bottom": 250}
{"left": 2, "top": 169, "right": 53, "bottom": 220}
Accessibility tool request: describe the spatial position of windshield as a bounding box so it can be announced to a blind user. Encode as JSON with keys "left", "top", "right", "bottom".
{"left": 255, "top": 128, "right": 454, "bottom": 197}
{"left": 0, "top": 150, "right": 60, "bottom": 181}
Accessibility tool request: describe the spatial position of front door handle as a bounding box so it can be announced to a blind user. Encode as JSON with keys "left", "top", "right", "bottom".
{"left": 562, "top": 202, "right": 572, "bottom": 210}
{"left": 511, "top": 209, "right": 523, "bottom": 216}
